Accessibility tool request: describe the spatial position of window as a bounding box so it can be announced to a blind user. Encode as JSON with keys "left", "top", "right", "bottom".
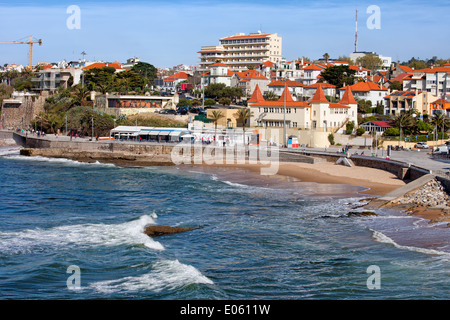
{"left": 293, "top": 122, "right": 298, "bottom": 128}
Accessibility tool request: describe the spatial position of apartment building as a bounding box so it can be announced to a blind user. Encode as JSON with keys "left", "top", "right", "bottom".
{"left": 198, "top": 32, "right": 282, "bottom": 72}
{"left": 383, "top": 90, "right": 439, "bottom": 116}
{"left": 32, "top": 66, "right": 82, "bottom": 92}
{"left": 402, "top": 66, "right": 450, "bottom": 99}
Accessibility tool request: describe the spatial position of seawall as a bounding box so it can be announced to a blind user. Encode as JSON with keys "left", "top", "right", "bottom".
{"left": 10, "top": 132, "right": 438, "bottom": 183}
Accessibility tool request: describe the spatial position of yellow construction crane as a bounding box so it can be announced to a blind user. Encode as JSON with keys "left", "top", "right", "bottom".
{"left": 0, "top": 36, "right": 43, "bottom": 70}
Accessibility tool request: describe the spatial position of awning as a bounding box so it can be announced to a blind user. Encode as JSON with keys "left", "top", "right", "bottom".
{"left": 169, "top": 131, "right": 182, "bottom": 137}
{"left": 148, "top": 131, "right": 161, "bottom": 135}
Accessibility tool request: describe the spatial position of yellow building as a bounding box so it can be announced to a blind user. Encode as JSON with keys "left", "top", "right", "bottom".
{"left": 206, "top": 105, "right": 246, "bottom": 129}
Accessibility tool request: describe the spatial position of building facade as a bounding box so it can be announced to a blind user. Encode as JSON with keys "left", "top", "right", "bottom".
{"left": 198, "top": 32, "right": 282, "bottom": 72}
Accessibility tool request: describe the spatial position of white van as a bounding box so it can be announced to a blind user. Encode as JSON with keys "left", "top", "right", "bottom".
{"left": 433, "top": 145, "right": 449, "bottom": 154}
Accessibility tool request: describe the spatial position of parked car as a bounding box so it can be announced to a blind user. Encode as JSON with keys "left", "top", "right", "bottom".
{"left": 414, "top": 142, "right": 429, "bottom": 149}
{"left": 159, "top": 109, "right": 177, "bottom": 115}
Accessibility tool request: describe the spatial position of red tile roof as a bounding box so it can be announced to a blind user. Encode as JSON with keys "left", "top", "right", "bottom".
{"left": 339, "top": 86, "right": 357, "bottom": 105}
{"left": 250, "top": 88, "right": 309, "bottom": 107}
{"left": 303, "top": 64, "right": 323, "bottom": 71}
{"left": 260, "top": 61, "right": 275, "bottom": 68}
{"left": 268, "top": 80, "right": 304, "bottom": 87}
{"left": 413, "top": 67, "right": 450, "bottom": 73}
{"left": 164, "top": 71, "right": 190, "bottom": 81}
{"left": 278, "top": 88, "right": 294, "bottom": 103}
{"left": 248, "top": 84, "right": 265, "bottom": 103}
{"left": 363, "top": 121, "right": 392, "bottom": 128}
{"left": 221, "top": 34, "right": 269, "bottom": 40}
{"left": 235, "top": 69, "right": 267, "bottom": 80}
{"left": 397, "top": 65, "right": 414, "bottom": 73}
{"left": 341, "top": 81, "right": 387, "bottom": 92}
{"left": 392, "top": 73, "right": 412, "bottom": 82}
{"left": 83, "top": 62, "right": 123, "bottom": 70}
{"left": 348, "top": 65, "right": 370, "bottom": 72}
{"left": 305, "top": 82, "right": 336, "bottom": 89}
{"left": 197, "top": 50, "right": 225, "bottom": 53}
{"left": 210, "top": 62, "right": 228, "bottom": 67}
{"left": 309, "top": 85, "right": 329, "bottom": 103}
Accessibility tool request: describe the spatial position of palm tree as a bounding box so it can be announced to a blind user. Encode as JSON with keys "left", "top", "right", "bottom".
{"left": 431, "top": 113, "right": 450, "bottom": 142}
{"left": 323, "top": 53, "right": 330, "bottom": 64}
{"left": 391, "top": 112, "right": 415, "bottom": 143}
{"left": 234, "top": 108, "right": 253, "bottom": 145}
{"left": 210, "top": 110, "right": 224, "bottom": 142}
{"left": 71, "top": 84, "right": 90, "bottom": 105}
{"left": 96, "top": 82, "right": 111, "bottom": 94}
{"left": 265, "top": 91, "right": 278, "bottom": 101}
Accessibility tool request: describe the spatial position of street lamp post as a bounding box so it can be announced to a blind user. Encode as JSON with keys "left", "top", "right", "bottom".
{"left": 91, "top": 117, "right": 94, "bottom": 141}
{"left": 283, "top": 79, "right": 287, "bottom": 148}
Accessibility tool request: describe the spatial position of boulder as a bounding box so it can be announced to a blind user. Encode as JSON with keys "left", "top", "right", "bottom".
{"left": 347, "top": 211, "right": 378, "bottom": 217}
{"left": 144, "top": 226, "right": 194, "bottom": 237}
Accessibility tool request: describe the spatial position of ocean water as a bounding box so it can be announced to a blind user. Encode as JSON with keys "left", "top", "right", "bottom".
{"left": 0, "top": 146, "right": 449, "bottom": 300}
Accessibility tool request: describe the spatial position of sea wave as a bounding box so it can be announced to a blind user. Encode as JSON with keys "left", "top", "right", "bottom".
{"left": 89, "top": 259, "right": 213, "bottom": 294}
{"left": 0, "top": 147, "right": 21, "bottom": 157}
{"left": 0, "top": 214, "right": 164, "bottom": 255}
{"left": 3, "top": 154, "right": 116, "bottom": 167}
{"left": 370, "top": 229, "right": 450, "bottom": 257}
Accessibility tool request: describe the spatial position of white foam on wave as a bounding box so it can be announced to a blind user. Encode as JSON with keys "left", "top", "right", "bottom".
{"left": 370, "top": 229, "right": 450, "bottom": 257}
{"left": 0, "top": 147, "right": 21, "bottom": 157}
{"left": 4, "top": 154, "right": 116, "bottom": 167}
{"left": 0, "top": 214, "right": 164, "bottom": 255}
{"left": 89, "top": 259, "right": 213, "bottom": 294}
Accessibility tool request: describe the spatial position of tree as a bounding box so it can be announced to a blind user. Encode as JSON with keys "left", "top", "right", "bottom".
{"left": 408, "top": 58, "right": 427, "bottom": 70}
{"left": 356, "top": 54, "right": 383, "bottom": 72}
{"left": 336, "top": 56, "right": 355, "bottom": 64}
{"left": 431, "top": 113, "right": 450, "bottom": 132}
{"left": 234, "top": 108, "right": 253, "bottom": 145}
{"left": 71, "top": 84, "right": 90, "bottom": 105}
{"left": 323, "top": 53, "right": 330, "bottom": 64}
{"left": 391, "top": 113, "right": 415, "bottom": 136}
{"left": 131, "top": 62, "right": 157, "bottom": 86}
{"left": 115, "top": 70, "right": 144, "bottom": 93}
{"left": 204, "top": 83, "right": 227, "bottom": 100}
{"left": 265, "top": 91, "right": 278, "bottom": 101}
{"left": 177, "top": 98, "right": 192, "bottom": 107}
{"left": 209, "top": 110, "right": 224, "bottom": 138}
{"left": 219, "top": 97, "right": 231, "bottom": 106}
{"left": 83, "top": 67, "right": 116, "bottom": 90}
{"left": 389, "top": 80, "right": 402, "bottom": 91}
{"left": 319, "top": 65, "right": 356, "bottom": 88}
{"left": 357, "top": 99, "right": 373, "bottom": 114}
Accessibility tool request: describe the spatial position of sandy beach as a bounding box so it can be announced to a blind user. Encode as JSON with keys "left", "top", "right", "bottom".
{"left": 202, "top": 161, "right": 406, "bottom": 196}
{"left": 197, "top": 161, "right": 450, "bottom": 225}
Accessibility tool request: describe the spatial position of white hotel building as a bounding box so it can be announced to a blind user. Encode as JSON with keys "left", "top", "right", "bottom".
{"left": 198, "top": 32, "right": 282, "bottom": 72}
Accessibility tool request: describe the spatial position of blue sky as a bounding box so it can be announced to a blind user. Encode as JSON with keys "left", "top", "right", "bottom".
{"left": 0, "top": 0, "right": 449, "bottom": 68}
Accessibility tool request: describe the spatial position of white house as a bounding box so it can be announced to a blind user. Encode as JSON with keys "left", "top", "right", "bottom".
{"left": 339, "top": 81, "right": 388, "bottom": 107}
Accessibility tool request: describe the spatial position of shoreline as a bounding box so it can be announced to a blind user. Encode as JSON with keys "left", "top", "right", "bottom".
{"left": 188, "top": 161, "right": 450, "bottom": 225}
{"left": 2, "top": 143, "right": 449, "bottom": 224}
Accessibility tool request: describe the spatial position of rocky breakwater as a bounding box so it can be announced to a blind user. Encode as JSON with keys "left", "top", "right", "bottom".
{"left": 390, "top": 178, "right": 450, "bottom": 224}
{"left": 19, "top": 142, "right": 176, "bottom": 167}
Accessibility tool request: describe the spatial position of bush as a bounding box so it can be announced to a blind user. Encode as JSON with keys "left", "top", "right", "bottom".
{"left": 345, "top": 121, "right": 355, "bottom": 134}
{"left": 328, "top": 133, "right": 335, "bottom": 145}
{"left": 383, "top": 127, "right": 400, "bottom": 136}
{"left": 356, "top": 127, "right": 365, "bottom": 136}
